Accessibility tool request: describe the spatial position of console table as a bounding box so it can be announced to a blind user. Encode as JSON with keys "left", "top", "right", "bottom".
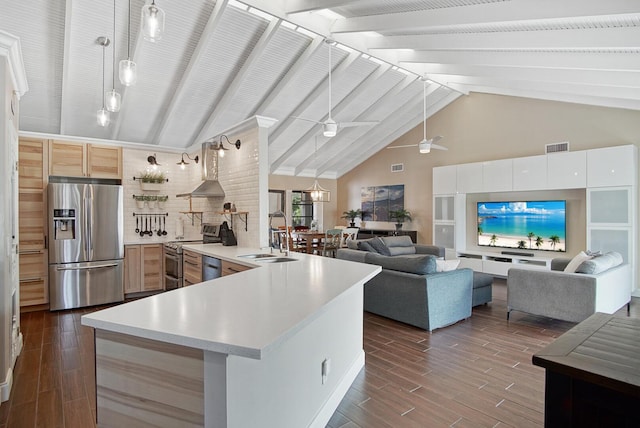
{"left": 532, "top": 313, "right": 640, "bottom": 427}
{"left": 357, "top": 228, "right": 417, "bottom": 243}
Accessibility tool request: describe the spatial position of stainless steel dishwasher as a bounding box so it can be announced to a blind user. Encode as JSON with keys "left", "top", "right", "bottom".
{"left": 202, "top": 255, "right": 222, "bottom": 280}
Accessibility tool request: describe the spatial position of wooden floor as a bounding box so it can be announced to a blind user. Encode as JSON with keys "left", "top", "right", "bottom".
{"left": 1, "top": 280, "right": 637, "bottom": 427}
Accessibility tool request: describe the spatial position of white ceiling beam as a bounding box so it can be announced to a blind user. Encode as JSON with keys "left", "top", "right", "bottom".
{"left": 335, "top": 91, "right": 462, "bottom": 176}
{"left": 366, "top": 27, "right": 640, "bottom": 50}
{"left": 253, "top": 36, "right": 324, "bottom": 116}
{"left": 439, "top": 74, "right": 640, "bottom": 101}
{"left": 285, "top": 0, "right": 359, "bottom": 14}
{"left": 420, "top": 64, "right": 640, "bottom": 89}
{"left": 331, "top": 0, "right": 640, "bottom": 34}
{"left": 268, "top": 49, "right": 361, "bottom": 171}
{"left": 148, "top": 0, "right": 229, "bottom": 145}
{"left": 290, "top": 63, "right": 392, "bottom": 175}
{"left": 193, "top": 17, "right": 282, "bottom": 145}
{"left": 398, "top": 50, "right": 640, "bottom": 72}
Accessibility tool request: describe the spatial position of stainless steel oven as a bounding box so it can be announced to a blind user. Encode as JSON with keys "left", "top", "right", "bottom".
{"left": 163, "top": 240, "right": 201, "bottom": 290}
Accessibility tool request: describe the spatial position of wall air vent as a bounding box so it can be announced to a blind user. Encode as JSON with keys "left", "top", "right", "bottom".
{"left": 391, "top": 163, "right": 404, "bottom": 173}
{"left": 545, "top": 141, "right": 570, "bottom": 154}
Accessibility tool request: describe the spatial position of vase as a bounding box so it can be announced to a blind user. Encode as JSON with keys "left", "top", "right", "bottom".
{"left": 395, "top": 223, "right": 403, "bottom": 231}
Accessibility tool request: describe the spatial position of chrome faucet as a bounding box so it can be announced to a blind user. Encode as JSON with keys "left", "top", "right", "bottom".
{"left": 269, "top": 211, "right": 289, "bottom": 256}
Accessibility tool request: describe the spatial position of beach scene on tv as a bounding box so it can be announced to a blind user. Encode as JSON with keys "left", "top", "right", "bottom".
{"left": 477, "top": 201, "right": 566, "bottom": 252}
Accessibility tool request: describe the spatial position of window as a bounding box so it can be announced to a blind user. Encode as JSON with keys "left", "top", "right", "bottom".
{"left": 292, "top": 191, "right": 314, "bottom": 228}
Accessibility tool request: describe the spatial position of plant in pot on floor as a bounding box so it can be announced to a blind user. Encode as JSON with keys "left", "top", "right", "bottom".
{"left": 341, "top": 209, "right": 363, "bottom": 227}
{"left": 389, "top": 209, "right": 412, "bottom": 231}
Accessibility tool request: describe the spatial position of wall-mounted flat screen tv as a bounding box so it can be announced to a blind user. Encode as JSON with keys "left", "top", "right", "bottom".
{"left": 477, "top": 200, "right": 566, "bottom": 252}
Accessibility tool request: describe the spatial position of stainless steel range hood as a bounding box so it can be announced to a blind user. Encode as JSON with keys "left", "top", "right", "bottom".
{"left": 176, "top": 141, "right": 225, "bottom": 198}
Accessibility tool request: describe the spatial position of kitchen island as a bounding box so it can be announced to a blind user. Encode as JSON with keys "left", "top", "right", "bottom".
{"left": 81, "top": 244, "right": 381, "bottom": 428}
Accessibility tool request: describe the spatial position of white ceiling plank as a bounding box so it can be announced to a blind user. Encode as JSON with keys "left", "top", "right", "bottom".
{"left": 193, "top": 17, "right": 282, "bottom": 145}
{"left": 148, "top": 0, "right": 229, "bottom": 145}
{"left": 366, "top": 27, "right": 640, "bottom": 50}
{"left": 268, "top": 49, "right": 361, "bottom": 170}
{"left": 451, "top": 83, "right": 640, "bottom": 111}
{"left": 285, "top": 0, "right": 360, "bottom": 14}
{"left": 253, "top": 36, "right": 324, "bottom": 116}
{"left": 421, "top": 64, "right": 640, "bottom": 89}
{"left": 398, "top": 50, "right": 640, "bottom": 72}
{"left": 331, "top": 0, "right": 640, "bottom": 34}
{"left": 59, "top": 0, "right": 75, "bottom": 135}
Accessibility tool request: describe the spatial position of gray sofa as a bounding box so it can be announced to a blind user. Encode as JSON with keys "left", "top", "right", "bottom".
{"left": 507, "top": 252, "right": 631, "bottom": 323}
{"left": 337, "top": 236, "right": 473, "bottom": 331}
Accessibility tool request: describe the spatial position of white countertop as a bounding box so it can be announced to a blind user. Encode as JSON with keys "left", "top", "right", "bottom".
{"left": 81, "top": 244, "right": 381, "bottom": 360}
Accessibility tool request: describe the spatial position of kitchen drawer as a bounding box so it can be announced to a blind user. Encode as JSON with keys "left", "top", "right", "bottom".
{"left": 183, "top": 249, "right": 202, "bottom": 285}
{"left": 20, "top": 278, "right": 48, "bottom": 307}
{"left": 221, "top": 260, "right": 252, "bottom": 277}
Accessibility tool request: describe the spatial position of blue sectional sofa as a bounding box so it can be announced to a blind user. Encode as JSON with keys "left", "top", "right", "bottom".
{"left": 337, "top": 236, "right": 474, "bottom": 331}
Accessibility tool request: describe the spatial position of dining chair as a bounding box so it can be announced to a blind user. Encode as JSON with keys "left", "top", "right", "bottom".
{"left": 341, "top": 227, "right": 359, "bottom": 248}
{"left": 321, "top": 229, "right": 343, "bottom": 257}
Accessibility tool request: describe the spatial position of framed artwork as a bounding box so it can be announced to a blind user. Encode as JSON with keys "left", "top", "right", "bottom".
{"left": 361, "top": 185, "right": 404, "bottom": 221}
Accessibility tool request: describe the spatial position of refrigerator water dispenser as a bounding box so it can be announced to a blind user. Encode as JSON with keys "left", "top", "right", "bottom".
{"left": 53, "top": 208, "right": 76, "bottom": 240}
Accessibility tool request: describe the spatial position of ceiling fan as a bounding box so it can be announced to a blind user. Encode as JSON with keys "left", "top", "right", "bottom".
{"left": 387, "top": 77, "right": 446, "bottom": 153}
{"left": 291, "top": 38, "right": 378, "bottom": 138}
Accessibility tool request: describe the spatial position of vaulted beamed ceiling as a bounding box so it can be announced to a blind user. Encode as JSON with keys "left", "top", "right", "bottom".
{"left": 2, "top": 0, "right": 638, "bottom": 178}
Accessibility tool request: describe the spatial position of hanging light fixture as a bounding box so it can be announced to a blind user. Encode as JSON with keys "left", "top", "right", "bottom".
{"left": 119, "top": 0, "right": 137, "bottom": 86}
{"left": 177, "top": 152, "right": 199, "bottom": 170}
{"left": 210, "top": 135, "right": 241, "bottom": 158}
{"left": 105, "top": 0, "right": 121, "bottom": 112}
{"left": 141, "top": 0, "right": 165, "bottom": 42}
{"left": 147, "top": 154, "right": 160, "bottom": 170}
{"left": 97, "top": 37, "right": 111, "bottom": 127}
{"left": 303, "top": 136, "right": 330, "bottom": 202}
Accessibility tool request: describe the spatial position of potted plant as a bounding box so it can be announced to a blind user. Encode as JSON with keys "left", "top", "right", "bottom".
{"left": 134, "top": 195, "right": 146, "bottom": 209}
{"left": 341, "top": 209, "right": 363, "bottom": 227}
{"left": 389, "top": 209, "right": 412, "bottom": 231}
{"left": 157, "top": 195, "right": 168, "bottom": 209}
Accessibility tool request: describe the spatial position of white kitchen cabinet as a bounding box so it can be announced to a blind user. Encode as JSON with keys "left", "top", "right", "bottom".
{"left": 482, "top": 159, "right": 512, "bottom": 192}
{"left": 547, "top": 151, "right": 586, "bottom": 190}
{"left": 433, "top": 165, "right": 457, "bottom": 195}
{"left": 587, "top": 145, "right": 636, "bottom": 188}
{"left": 456, "top": 162, "right": 483, "bottom": 194}
{"left": 513, "top": 155, "right": 547, "bottom": 191}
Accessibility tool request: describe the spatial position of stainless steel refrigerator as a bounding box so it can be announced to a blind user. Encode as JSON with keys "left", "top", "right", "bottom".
{"left": 48, "top": 182, "right": 124, "bottom": 310}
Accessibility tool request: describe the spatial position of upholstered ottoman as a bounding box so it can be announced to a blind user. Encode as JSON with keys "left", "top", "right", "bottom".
{"left": 472, "top": 272, "right": 493, "bottom": 307}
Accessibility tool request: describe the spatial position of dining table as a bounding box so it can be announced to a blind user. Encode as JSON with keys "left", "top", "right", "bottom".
{"left": 294, "top": 230, "right": 326, "bottom": 254}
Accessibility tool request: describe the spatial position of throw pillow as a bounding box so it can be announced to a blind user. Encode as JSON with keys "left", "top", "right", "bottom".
{"left": 369, "top": 237, "right": 392, "bottom": 256}
{"left": 365, "top": 253, "right": 436, "bottom": 275}
{"left": 435, "top": 259, "right": 460, "bottom": 272}
{"left": 388, "top": 246, "right": 417, "bottom": 256}
{"left": 576, "top": 251, "right": 623, "bottom": 275}
{"left": 564, "top": 251, "right": 592, "bottom": 273}
{"left": 357, "top": 240, "right": 378, "bottom": 253}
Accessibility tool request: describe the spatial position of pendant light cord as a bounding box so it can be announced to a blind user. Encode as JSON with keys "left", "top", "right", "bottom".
{"left": 328, "top": 39, "right": 332, "bottom": 119}
{"left": 127, "top": 0, "right": 131, "bottom": 59}
{"left": 423, "top": 79, "right": 427, "bottom": 140}
{"left": 102, "top": 44, "right": 106, "bottom": 108}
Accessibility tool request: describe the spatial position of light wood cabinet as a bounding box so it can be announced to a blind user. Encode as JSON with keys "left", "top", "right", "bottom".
{"left": 183, "top": 250, "right": 202, "bottom": 286}
{"left": 221, "top": 260, "right": 252, "bottom": 277}
{"left": 49, "top": 140, "right": 122, "bottom": 179}
{"left": 124, "top": 244, "right": 164, "bottom": 294}
{"left": 18, "top": 138, "right": 49, "bottom": 308}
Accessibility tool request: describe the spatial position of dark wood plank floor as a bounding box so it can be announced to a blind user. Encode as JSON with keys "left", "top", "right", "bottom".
{"left": 1, "top": 279, "right": 636, "bottom": 427}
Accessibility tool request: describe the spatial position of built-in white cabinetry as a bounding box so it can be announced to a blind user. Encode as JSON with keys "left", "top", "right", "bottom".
{"left": 547, "top": 151, "right": 586, "bottom": 189}
{"left": 513, "top": 155, "right": 547, "bottom": 191}
{"left": 432, "top": 165, "right": 456, "bottom": 195}
{"left": 457, "top": 251, "right": 552, "bottom": 277}
{"left": 482, "top": 159, "right": 512, "bottom": 192}
{"left": 587, "top": 145, "right": 636, "bottom": 187}
{"left": 456, "top": 162, "right": 483, "bottom": 193}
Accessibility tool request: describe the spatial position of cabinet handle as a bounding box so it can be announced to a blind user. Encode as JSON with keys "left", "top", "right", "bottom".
{"left": 19, "top": 250, "right": 44, "bottom": 255}
{"left": 184, "top": 260, "right": 200, "bottom": 267}
{"left": 20, "top": 277, "right": 44, "bottom": 283}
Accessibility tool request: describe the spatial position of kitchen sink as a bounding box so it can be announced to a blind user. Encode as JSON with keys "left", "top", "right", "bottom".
{"left": 255, "top": 257, "right": 298, "bottom": 263}
{"left": 238, "top": 253, "right": 277, "bottom": 259}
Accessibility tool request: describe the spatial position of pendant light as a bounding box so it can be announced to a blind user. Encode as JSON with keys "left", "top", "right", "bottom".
{"left": 141, "top": 0, "right": 165, "bottom": 42}
{"left": 105, "top": 0, "right": 121, "bottom": 112}
{"left": 97, "top": 37, "right": 111, "bottom": 127}
{"left": 119, "top": 0, "right": 137, "bottom": 86}
{"left": 304, "top": 136, "right": 330, "bottom": 202}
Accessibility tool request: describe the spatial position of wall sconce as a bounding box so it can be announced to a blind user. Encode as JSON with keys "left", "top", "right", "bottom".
{"left": 212, "top": 135, "right": 241, "bottom": 158}
{"left": 177, "top": 153, "right": 199, "bottom": 170}
{"left": 147, "top": 154, "right": 160, "bottom": 170}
